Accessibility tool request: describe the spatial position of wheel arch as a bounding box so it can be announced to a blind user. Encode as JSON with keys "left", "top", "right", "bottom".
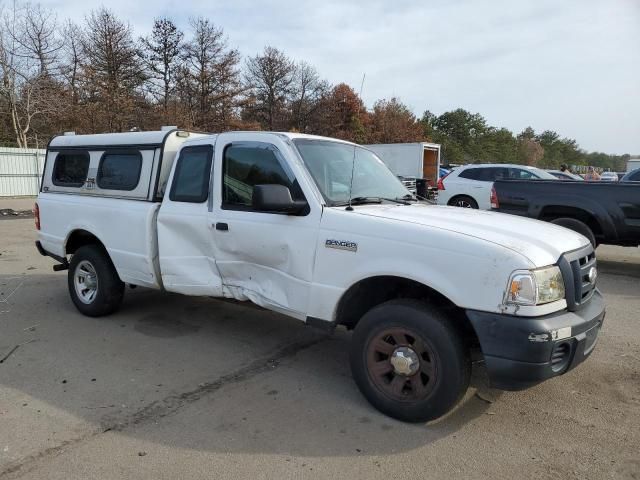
{"left": 65, "top": 229, "right": 108, "bottom": 256}
{"left": 334, "top": 275, "right": 479, "bottom": 346}
{"left": 539, "top": 205, "right": 604, "bottom": 239}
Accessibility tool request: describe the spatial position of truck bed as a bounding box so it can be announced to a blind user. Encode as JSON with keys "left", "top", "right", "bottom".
{"left": 38, "top": 193, "right": 162, "bottom": 288}
{"left": 492, "top": 180, "right": 640, "bottom": 246}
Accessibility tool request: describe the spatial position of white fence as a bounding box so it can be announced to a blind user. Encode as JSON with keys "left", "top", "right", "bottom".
{"left": 0, "top": 147, "right": 46, "bottom": 197}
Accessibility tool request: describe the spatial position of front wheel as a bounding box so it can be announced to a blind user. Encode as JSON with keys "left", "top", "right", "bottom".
{"left": 68, "top": 245, "right": 124, "bottom": 317}
{"left": 350, "top": 299, "right": 470, "bottom": 423}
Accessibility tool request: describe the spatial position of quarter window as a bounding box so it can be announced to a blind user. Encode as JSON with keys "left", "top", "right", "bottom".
{"left": 52, "top": 152, "right": 89, "bottom": 187}
{"left": 97, "top": 151, "right": 142, "bottom": 190}
{"left": 222, "top": 143, "right": 303, "bottom": 210}
{"left": 485, "top": 167, "right": 508, "bottom": 181}
{"left": 459, "top": 167, "right": 508, "bottom": 181}
{"left": 169, "top": 145, "right": 213, "bottom": 203}
{"left": 458, "top": 168, "right": 482, "bottom": 180}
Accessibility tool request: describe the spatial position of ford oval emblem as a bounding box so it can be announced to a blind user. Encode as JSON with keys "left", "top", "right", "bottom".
{"left": 588, "top": 267, "right": 597, "bottom": 284}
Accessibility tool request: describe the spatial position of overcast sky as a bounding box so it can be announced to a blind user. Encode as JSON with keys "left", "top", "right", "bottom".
{"left": 39, "top": 0, "right": 640, "bottom": 154}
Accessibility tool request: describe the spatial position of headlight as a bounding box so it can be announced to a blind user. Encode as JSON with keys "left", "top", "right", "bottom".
{"left": 505, "top": 266, "right": 565, "bottom": 306}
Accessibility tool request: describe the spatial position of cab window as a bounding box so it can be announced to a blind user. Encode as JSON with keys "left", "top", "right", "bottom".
{"left": 222, "top": 143, "right": 304, "bottom": 210}
{"left": 169, "top": 145, "right": 213, "bottom": 203}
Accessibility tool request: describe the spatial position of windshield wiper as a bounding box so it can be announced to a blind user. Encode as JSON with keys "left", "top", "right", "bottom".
{"left": 339, "top": 196, "right": 411, "bottom": 207}
{"left": 399, "top": 194, "right": 418, "bottom": 202}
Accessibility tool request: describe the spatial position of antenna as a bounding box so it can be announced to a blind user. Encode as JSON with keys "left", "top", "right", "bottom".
{"left": 346, "top": 73, "right": 366, "bottom": 211}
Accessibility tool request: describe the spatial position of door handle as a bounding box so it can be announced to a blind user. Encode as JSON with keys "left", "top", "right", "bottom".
{"left": 215, "top": 222, "right": 229, "bottom": 231}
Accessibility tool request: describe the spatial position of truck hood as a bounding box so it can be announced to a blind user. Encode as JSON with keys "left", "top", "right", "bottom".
{"left": 348, "top": 203, "right": 589, "bottom": 267}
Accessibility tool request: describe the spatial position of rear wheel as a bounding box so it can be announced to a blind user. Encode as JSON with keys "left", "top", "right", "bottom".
{"left": 350, "top": 299, "right": 470, "bottom": 423}
{"left": 550, "top": 217, "right": 596, "bottom": 247}
{"left": 68, "top": 245, "right": 124, "bottom": 317}
{"left": 448, "top": 195, "right": 478, "bottom": 209}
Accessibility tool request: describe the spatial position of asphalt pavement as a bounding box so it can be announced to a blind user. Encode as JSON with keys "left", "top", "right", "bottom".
{"left": 1, "top": 215, "right": 639, "bottom": 480}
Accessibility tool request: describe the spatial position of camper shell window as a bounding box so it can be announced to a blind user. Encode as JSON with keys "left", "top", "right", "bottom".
{"left": 97, "top": 151, "right": 143, "bottom": 191}
{"left": 52, "top": 151, "right": 90, "bottom": 187}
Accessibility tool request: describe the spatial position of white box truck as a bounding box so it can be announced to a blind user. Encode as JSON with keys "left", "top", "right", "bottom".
{"left": 626, "top": 158, "right": 640, "bottom": 173}
{"left": 364, "top": 142, "right": 441, "bottom": 195}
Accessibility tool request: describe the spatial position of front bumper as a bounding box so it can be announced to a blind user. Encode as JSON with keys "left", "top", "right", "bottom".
{"left": 466, "top": 290, "right": 605, "bottom": 390}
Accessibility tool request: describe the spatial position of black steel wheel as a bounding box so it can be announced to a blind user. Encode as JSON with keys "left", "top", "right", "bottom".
{"left": 350, "top": 299, "right": 470, "bottom": 423}
{"left": 366, "top": 327, "right": 437, "bottom": 402}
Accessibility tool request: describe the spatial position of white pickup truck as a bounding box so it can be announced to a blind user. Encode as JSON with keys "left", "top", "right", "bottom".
{"left": 35, "top": 129, "right": 605, "bottom": 422}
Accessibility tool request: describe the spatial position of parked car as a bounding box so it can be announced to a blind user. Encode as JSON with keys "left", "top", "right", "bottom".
{"left": 547, "top": 170, "right": 584, "bottom": 181}
{"left": 437, "top": 164, "right": 557, "bottom": 209}
{"left": 599, "top": 171, "right": 619, "bottom": 182}
{"left": 492, "top": 180, "right": 640, "bottom": 247}
{"left": 35, "top": 130, "right": 604, "bottom": 423}
{"left": 621, "top": 168, "right": 640, "bottom": 182}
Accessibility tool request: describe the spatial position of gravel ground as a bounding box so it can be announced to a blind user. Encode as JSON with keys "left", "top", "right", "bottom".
{"left": 0, "top": 216, "right": 639, "bottom": 480}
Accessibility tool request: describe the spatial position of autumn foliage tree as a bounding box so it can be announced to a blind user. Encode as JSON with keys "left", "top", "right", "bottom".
{"left": 368, "top": 97, "right": 423, "bottom": 143}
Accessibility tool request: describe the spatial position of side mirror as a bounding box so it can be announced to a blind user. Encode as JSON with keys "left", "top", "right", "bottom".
{"left": 252, "top": 184, "right": 308, "bottom": 215}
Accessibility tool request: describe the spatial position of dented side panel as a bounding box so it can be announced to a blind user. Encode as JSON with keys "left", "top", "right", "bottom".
{"left": 209, "top": 133, "right": 323, "bottom": 317}
{"left": 157, "top": 201, "right": 223, "bottom": 296}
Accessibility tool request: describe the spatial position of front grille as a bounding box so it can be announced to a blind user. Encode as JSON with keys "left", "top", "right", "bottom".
{"left": 558, "top": 244, "right": 597, "bottom": 311}
{"left": 576, "top": 251, "right": 597, "bottom": 302}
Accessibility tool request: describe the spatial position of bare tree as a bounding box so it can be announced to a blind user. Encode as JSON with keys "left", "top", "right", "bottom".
{"left": 180, "top": 17, "right": 243, "bottom": 130}
{"left": 60, "top": 21, "right": 82, "bottom": 102}
{"left": 80, "top": 8, "right": 145, "bottom": 132}
{"left": 10, "top": 2, "right": 62, "bottom": 75}
{"left": 139, "top": 18, "right": 183, "bottom": 115}
{"left": 0, "top": 2, "right": 60, "bottom": 147}
{"left": 244, "top": 46, "right": 295, "bottom": 130}
{"left": 289, "top": 61, "right": 329, "bottom": 132}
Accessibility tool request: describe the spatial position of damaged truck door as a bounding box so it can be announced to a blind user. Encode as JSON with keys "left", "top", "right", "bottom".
{"left": 208, "top": 133, "right": 321, "bottom": 319}
{"left": 157, "top": 144, "right": 224, "bottom": 296}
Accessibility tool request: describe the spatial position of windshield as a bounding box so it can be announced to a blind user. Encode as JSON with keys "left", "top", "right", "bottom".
{"left": 293, "top": 139, "right": 410, "bottom": 205}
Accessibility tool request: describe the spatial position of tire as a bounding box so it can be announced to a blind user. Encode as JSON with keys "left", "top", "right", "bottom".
{"left": 350, "top": 299, "right": 470, "bottom": 423}
{"left": 550, "top": 217, "right": 596, "bottom": 247}
{"left": 67, "top": 245, "right": 124, "bottom": 317}
{"left": 448, "top": 195, "right": 478, "bottom": 209}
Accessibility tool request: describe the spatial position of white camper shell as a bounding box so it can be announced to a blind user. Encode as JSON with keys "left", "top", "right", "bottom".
{"left": 42, "top": 129, "right": 205, "bottom": 201}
